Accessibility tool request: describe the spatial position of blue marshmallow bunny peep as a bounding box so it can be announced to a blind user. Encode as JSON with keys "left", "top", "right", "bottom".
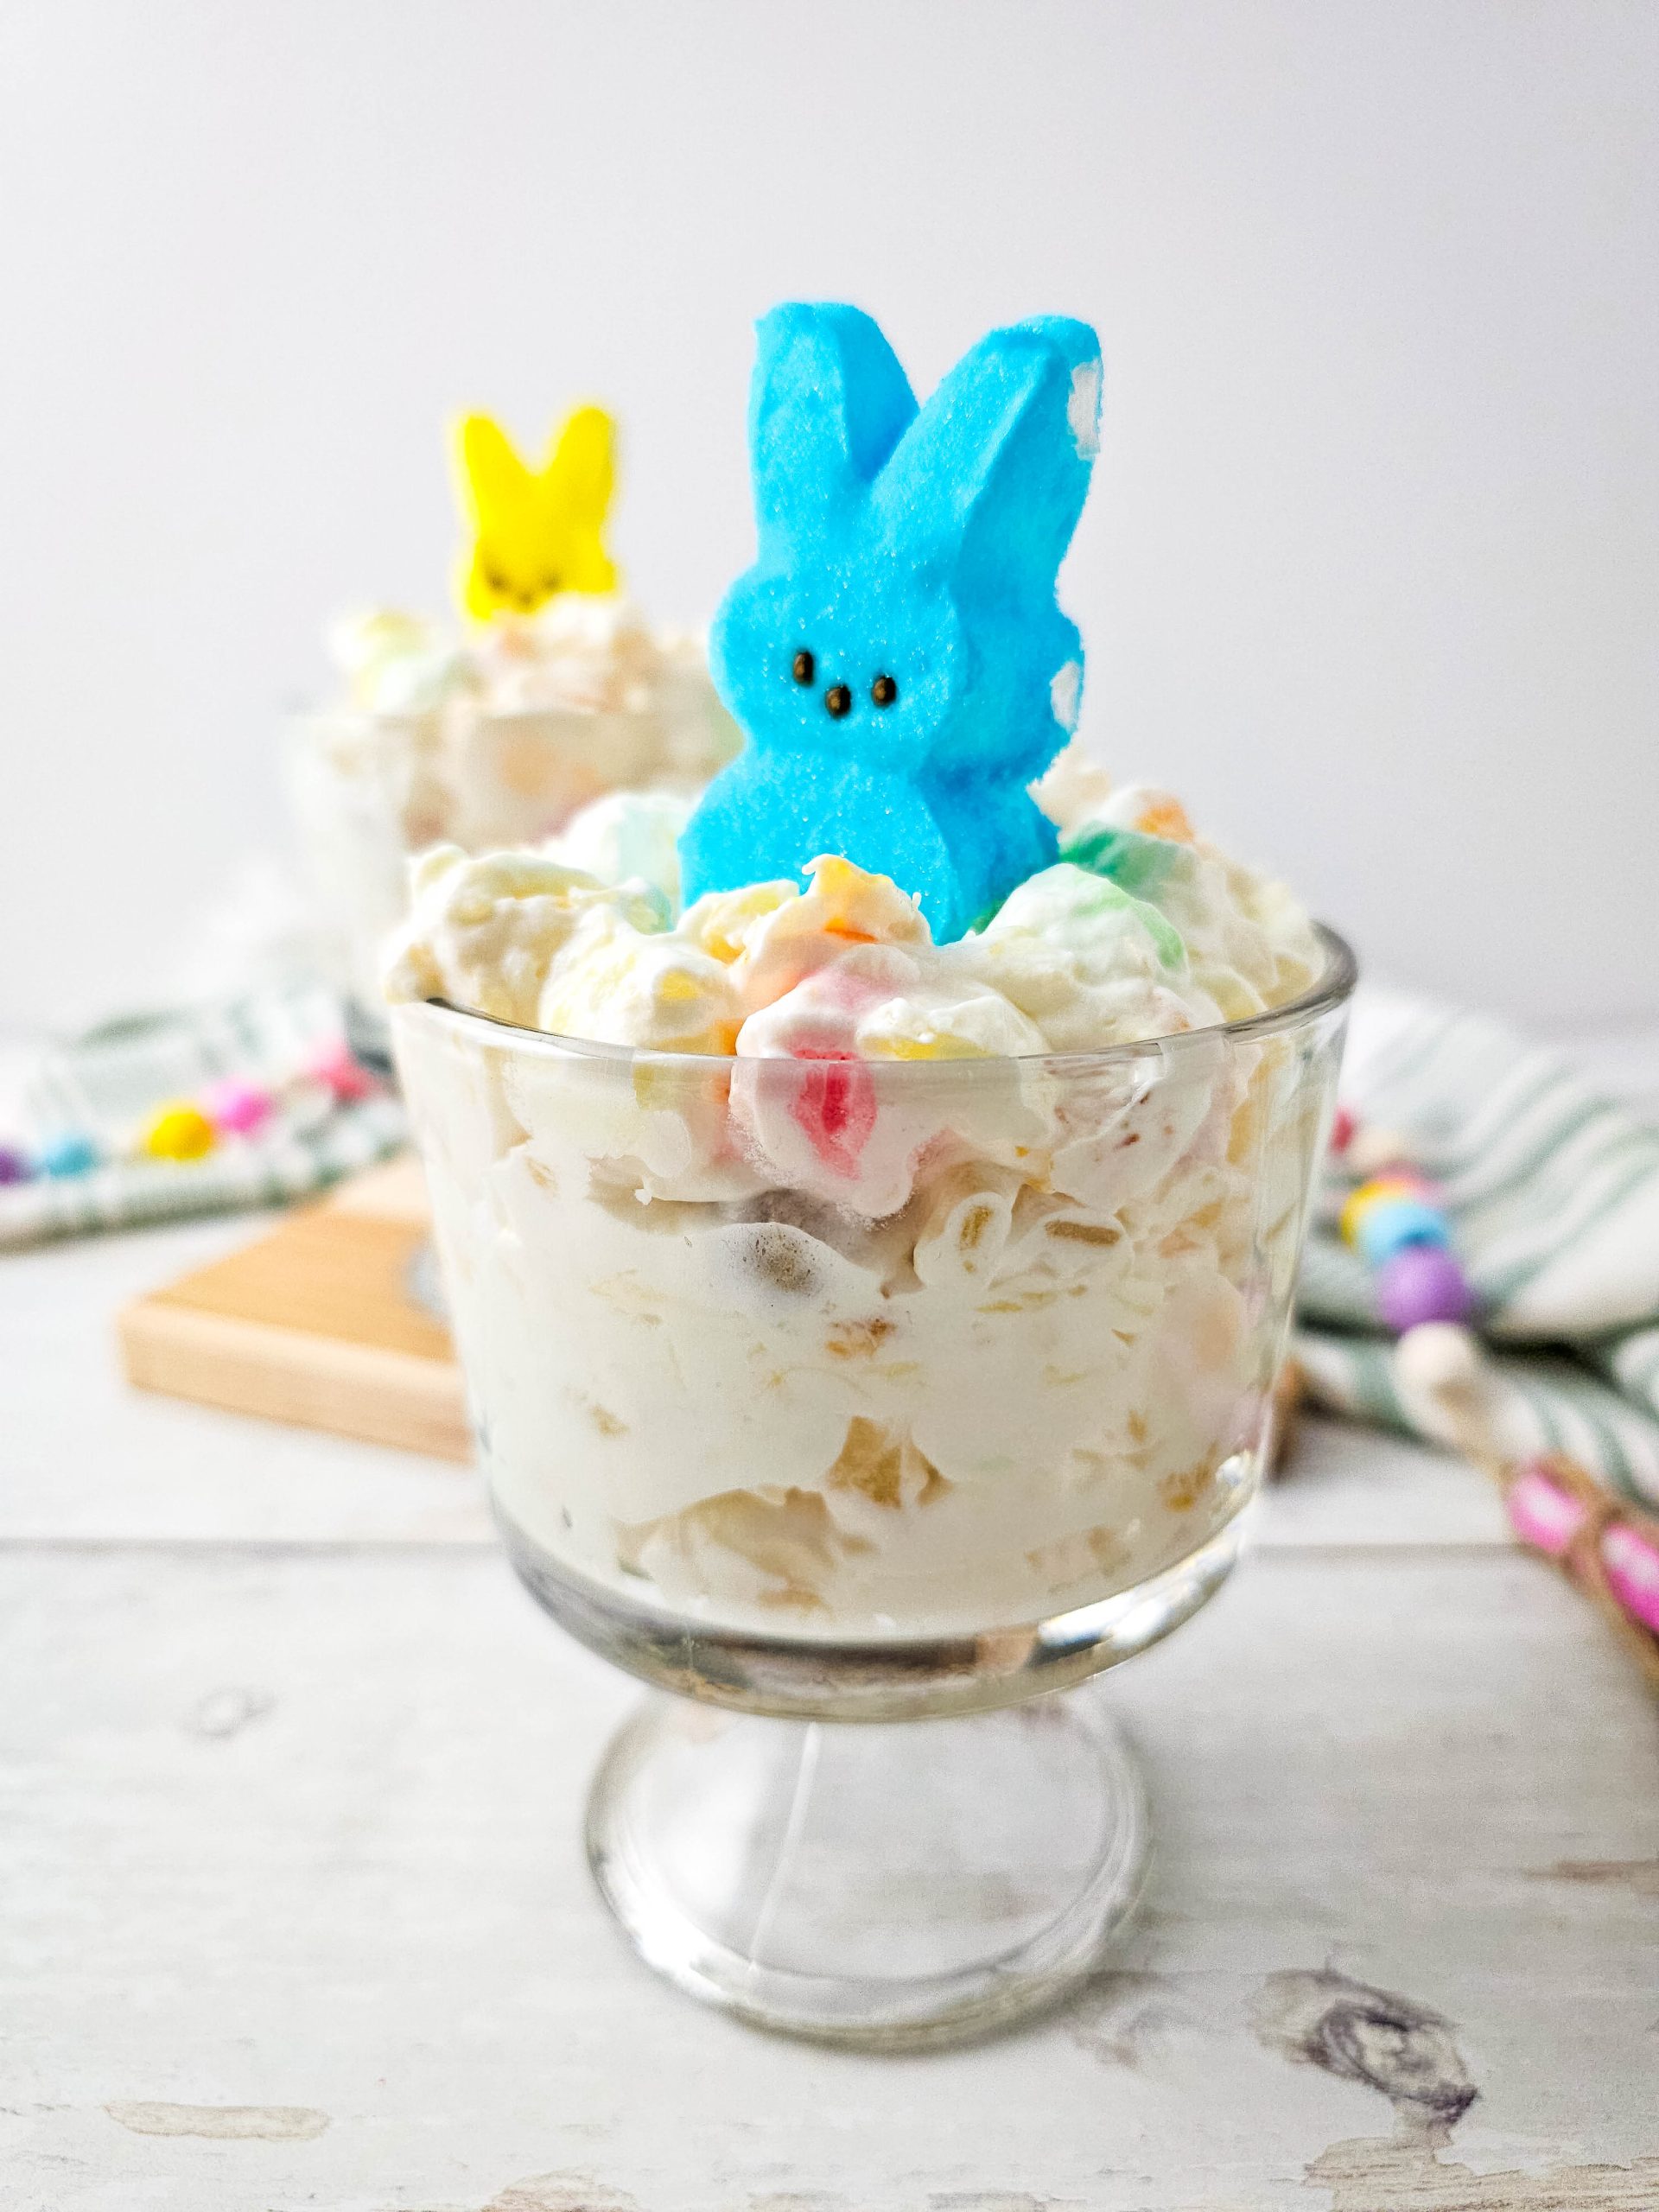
{"left": 678, "top": 304, "right": 1103, "bottom": 942}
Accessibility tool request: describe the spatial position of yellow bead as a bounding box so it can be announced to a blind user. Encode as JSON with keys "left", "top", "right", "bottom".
{"left": 143, "top": 1102, "right": 217, "bottom": 1161}
{"left": 1339, "top": 1174, "right": 1418, "bottom": 1248}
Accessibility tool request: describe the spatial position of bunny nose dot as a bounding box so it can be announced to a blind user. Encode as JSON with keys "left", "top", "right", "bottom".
{"left": 791, "top": 650, "right": 816, "bottom": 684}
{"left": 823, "top": 684, "right": 853, "bottom": 718}
{"left": 871, "top": 674, "right": 898, "bottom": 707}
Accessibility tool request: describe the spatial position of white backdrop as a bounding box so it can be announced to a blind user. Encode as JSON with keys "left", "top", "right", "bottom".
{"left": 2, "top": 0, "right": 1655, "bottom": 1031}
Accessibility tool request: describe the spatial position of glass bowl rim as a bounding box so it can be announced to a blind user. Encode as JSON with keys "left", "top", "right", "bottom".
{"left": 290, "top": 698, "right": 700, "bottom": 736}
{"left": 393, "top": 920, "right": 1357, "bottom": 1074}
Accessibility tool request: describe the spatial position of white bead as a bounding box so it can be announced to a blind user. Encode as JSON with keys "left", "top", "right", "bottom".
{"left": 1346, "top": 1123, "right": 1416, "bottom": 1177}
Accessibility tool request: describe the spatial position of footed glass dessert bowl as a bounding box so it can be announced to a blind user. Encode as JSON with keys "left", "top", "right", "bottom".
{"left": 390, "top": 925, "right": 1354, "bottom": 2044}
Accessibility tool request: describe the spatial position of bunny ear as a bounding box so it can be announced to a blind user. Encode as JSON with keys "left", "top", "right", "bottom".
{"left": 543, "top": 404, "right": 615, "bottom": 523}
{"left": 874, "top": 317, "right": 1101, "bottom": 592}
{"left": 453, "top": 413, "right": 531, "bottom": 524}
{"left": 749, "top": 303, "right": 918, "bottom": 551}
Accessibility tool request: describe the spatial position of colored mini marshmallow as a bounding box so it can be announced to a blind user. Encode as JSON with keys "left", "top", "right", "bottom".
{"left": 680, "top": 304, "right": 1103, "bottom": 942}
{"left": 0, "top": 1143, "right": 31, "bottom": 1185}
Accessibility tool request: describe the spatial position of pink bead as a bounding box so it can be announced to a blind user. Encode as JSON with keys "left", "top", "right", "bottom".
{"left": 202, "top": 1077, "right": 273, "bottom": 1136}
{"left": 1506, "top": 1462, "right": 1587, "bottom": 1557}
{"left": 308, "top": 1040, "right": 375, "bottom": 1103}
{"left": 1376, "top": 1243, "right": 1473, "bottom": 1331}
{"left": 1601, "top": 1522, "right": 1659, "bottom": 1637}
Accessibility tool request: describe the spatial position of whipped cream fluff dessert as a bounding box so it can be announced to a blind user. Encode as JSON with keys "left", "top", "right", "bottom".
{"left": 385, "top": 307, "right": 1349, "bottom": 1644}
{"left": 387, "top": 760, "right": 1340, "bottom": 1639}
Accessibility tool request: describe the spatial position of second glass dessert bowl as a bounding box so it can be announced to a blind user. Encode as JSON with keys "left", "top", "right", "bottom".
{"left": 391, "top": 928, "right": 1354, "bottom": 2044}
{"left": 289, "top": 673, "right": 734, "bottom": 1063}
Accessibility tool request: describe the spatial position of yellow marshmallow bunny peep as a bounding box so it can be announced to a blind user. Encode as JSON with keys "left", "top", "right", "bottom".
{"left": 452, "top": 404, "right": 619, "bottom": 620}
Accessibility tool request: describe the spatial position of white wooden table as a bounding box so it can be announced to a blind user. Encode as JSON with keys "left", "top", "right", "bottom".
{"left": 5, "top": 1211, "right": 1658, "bottom": 2212}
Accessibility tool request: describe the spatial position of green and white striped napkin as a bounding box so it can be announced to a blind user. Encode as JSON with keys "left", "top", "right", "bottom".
{"left": 1295, "top": 992, "right": 1659, "bottom": 1510}
{"left": 0, "top": 983, "right": 406, "bottom": 1252}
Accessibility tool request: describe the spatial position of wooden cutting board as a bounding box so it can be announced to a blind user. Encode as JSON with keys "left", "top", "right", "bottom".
{"left": 117, "top": 1155, "right": 471, "bottom": 1461}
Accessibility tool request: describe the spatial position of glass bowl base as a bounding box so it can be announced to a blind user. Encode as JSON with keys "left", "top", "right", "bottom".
{"left": 586, "top": 1686, "right": 1148, "bottom": 2048}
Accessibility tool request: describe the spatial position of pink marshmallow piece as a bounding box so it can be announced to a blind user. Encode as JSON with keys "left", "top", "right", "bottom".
{"left": 202, "top": 1077, "right": 273, "bottom": 1137}
{"left": 1505, "top": 1461, "right": 1587, "bottom": 1557}
{"left": 1601, "top": 1522, "right": 1659, "bottom": 1637}
{"left": 787, "top": 1051, "right": 879, "bottom": 1180}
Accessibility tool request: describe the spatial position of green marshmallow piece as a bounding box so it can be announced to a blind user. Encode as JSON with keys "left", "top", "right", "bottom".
{"left": 1059, "top": 823, "right": 1176, "bottom": 896}
{"left": 1057, "top": 831, "right": 1189, "bottom": 971}
{"left": 1077, "top": 872, "right": 1186, "bottom": 971}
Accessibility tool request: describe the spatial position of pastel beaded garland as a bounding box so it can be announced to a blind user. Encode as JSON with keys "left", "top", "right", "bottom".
{"left": 1337, "top": 1122, "right": 1474, "bottom": 1330}
{"left": 0, "top": 1036, "right": 374, "bottom": 1188}
{"left": 1338, "top": 1172, "right": 1431, "bottom": 1248}
{"left": 1396, "top": 1329, "right": 1659, "bottom": 1669}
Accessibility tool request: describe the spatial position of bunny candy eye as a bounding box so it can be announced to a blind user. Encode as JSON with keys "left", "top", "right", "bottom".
{"left": 823, "top": 684, "right": 852, "bottom": 719}
{"left": 791, "top": 650, "right": 815, "bottom": 685}
{"left": 870, "top": 674, "right": 898, "bottom": 708}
